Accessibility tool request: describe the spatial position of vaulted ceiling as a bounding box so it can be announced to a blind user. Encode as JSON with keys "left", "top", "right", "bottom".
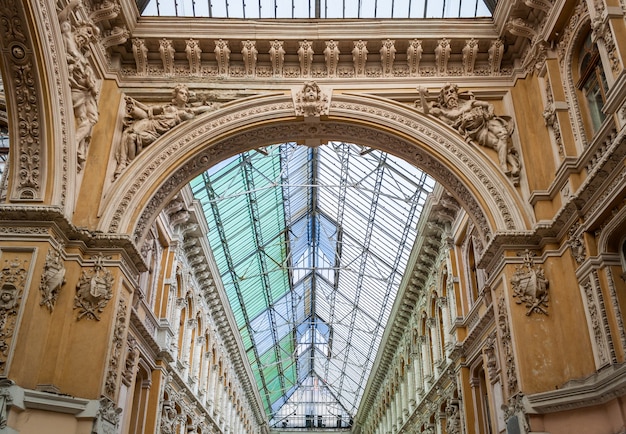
{"left": 191, "top": 142, "right": 435, "bottom": 428}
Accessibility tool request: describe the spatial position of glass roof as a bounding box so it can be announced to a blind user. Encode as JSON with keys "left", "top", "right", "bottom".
{"left": 140, "top": 0, "right": 494, "bottom": 18}
{"left": 191, "top": 142, "right": 435, "bottom": 428}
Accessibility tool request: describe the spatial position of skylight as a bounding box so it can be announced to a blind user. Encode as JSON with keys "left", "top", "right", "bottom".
{"left": 140, "top": 0, "right": 494, "bottom": 18}
{"left": 191, "top": 142, "right": 435, "bottom": 428}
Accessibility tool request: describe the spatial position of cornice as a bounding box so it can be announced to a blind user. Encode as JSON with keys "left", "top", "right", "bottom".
{"left": 525, "top": 362, "right": 626, "bottom": 414}
{"left": 132, "top": 17, "right": 499, "bottom": 40}
{"left": 0, "top": 205, "right": 146, "bottom": 273}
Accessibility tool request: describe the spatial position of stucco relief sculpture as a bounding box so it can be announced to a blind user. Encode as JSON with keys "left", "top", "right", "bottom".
{"left": 58, "top": 0, "right": 101, "bottom": 171}
{"left": 39, "top": 245, "right": 66, "bottom": 312}
{"left": 445, "top": 401, "right": 461, "bottom": 434}
{"left": 293, "top": 82, "right": 330, "bottom": 118}
{"left": 114, "top": 84, "right": 217, "bottom": 179}
{"left": 511, "top": 250, "right": 549, "bottom": 316}
{"left": 0, "top": 257, "right": 28, "bottom": 374}
{"left": 418, "top": 83, "right": 521, "bottom": 185}
{"left": 74, "top": 254, "right": 114, "bottom": 320}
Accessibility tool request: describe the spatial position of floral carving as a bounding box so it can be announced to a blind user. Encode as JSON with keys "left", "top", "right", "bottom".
{"left": 0, "top": 257, "right": 28, "bottom": 374}
{"left": 511, "top": 250, "right": 549, "bottom": 316}
{"left": 497, "top": 295, "right": 518, "bottom": 395}
{"left": 105, "top": 298, "right": 127, "bottom": 398}
{"left": 39, "top": 244, "right": 66, "bottom": 312}
{"left": 74, "top": 253, "right": 114, "bottom": 321}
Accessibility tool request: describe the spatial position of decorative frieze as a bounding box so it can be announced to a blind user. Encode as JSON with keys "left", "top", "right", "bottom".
{"left": 74, "top": 254, "right": 114, "bottom": 321}
{"left": 39, "top": 244, "right": 66, "bottom": 312}
{"left": 511, "top": 250, "right": 549, "bottom": 316}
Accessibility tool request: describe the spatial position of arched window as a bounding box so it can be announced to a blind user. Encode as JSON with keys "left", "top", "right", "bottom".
{"left": 576, "top": 31, "right": 608, "bottom": 135}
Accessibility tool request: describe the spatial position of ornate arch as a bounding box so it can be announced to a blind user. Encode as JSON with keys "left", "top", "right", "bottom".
{"left": 557, "top": 1, "right": 592, "bottom": 150}
{"left": 0, "top": 0, "right": 72, "bottom": 207}
{"left": 98, "top": 92, "right": 531, "bottom": 247}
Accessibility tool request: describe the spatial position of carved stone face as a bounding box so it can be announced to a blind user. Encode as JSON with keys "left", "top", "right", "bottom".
{"left": 0, "top": 285, "right": 17, "bottom": 310}
{"left": 443, "top": 86, "right": 458, "bottom": 108}
{"left": 173, "top": 87, "right": 189, "bottom": 106}
{"left": 304, "top": 85, "right": 318, "bottom": 102}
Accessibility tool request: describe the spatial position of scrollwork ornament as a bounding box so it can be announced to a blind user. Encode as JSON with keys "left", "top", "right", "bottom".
{"left": 39, "top": 244, "right": 66, "bottom": 312}
{"left": 74, "top": 253, "right": 114, "bottom": 321}
{"left": 511, "top": 250, "right": 549, "bottom": 316}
